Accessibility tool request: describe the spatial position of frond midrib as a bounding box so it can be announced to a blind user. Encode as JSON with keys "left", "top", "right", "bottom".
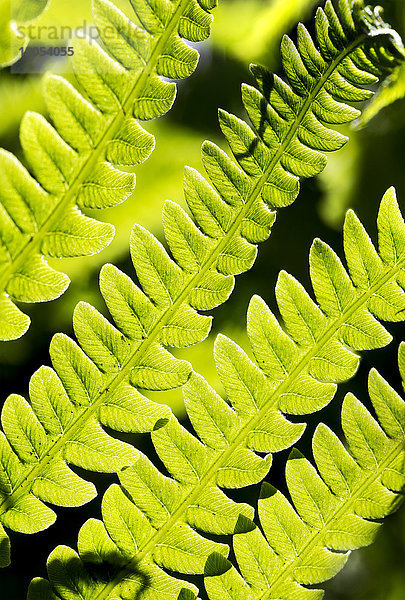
{"left": 260, "top": 438, "right": 404, "bottom": 599}
{"left": 0, "top": 0, "right": 191, "bottom": 293}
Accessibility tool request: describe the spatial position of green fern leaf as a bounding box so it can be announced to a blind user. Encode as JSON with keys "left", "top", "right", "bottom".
{"left": 0, "top": 0, "right": 217, "bottom": 341}
{"left": 205, "top": 353, "right": 405, "bottom": 599}
{"left": 0, "top": 0, "right": 404, "bottom": 567}
{"left": 25, "top": 187, "right": 405, "bottom": 597}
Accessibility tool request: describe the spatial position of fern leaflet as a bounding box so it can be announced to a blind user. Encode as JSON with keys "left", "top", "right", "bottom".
{"left": 0, "top": 0, "right": 217, "bottom": 341}
{"left": 205, "top": 355, "right": 405, "bottom": 599}
{"left": 23, "top": 187, "right": 405, "bottom": 598}
{"left": 0, "top": 0, "right": 403, "bottom": 568}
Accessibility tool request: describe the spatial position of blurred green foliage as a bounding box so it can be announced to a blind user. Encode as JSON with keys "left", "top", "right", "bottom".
{"left": 0, "top": 0, "right": 50, "bottom": 67}
{"left": 0, "top": 1, "right": 405, "bottom": 599}
{"left": 212, "top": 0, "right": 318, "bottom": 67}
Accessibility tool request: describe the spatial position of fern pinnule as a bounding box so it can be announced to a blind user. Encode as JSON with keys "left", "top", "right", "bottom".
{"left": 205, "top": 353, "right": 405, "bottom": 600}
{"left": 26, "top": 187, "right": 405, "bottom": 599}
{"left": 0, "top": 0, "right": 216, "bottom": 341}
{"left": 0, "top": 0, "right": 404, "bottom": 569}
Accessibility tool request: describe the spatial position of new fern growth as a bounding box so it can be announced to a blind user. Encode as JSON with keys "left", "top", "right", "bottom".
{"left": 27, "top": 189, "right": 405, "bottom": 600}
{"left": 0, "top": 0, "right": 404, "bottom": 569}
{"left": 0, "top": 0, "right": 217, "bottom": 341}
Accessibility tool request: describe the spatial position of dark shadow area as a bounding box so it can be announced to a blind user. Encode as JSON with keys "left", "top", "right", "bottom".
{"left": 28, "top": 552, "right": 151, "bottom": 600}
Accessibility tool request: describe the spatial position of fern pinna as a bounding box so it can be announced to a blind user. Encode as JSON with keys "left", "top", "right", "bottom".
{"left": 0, "top": 0, "right": 404, "bottom": 569}
{"left": 0, "top": 0, "right": 217, "bottom": 341}
{"left": 27, "top": 188, "right": 405, "bottom": 599}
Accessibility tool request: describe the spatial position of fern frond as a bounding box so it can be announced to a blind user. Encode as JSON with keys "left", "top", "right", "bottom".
{"left": 0, "top": 0, "right": 217, "bottom": 341}
{"left": 205, "top": 352, "right": 405, "bottom": 600}
{"left": 0, "top": 0, "right": 403, "bottom": 566}
{"left": 25, "top": 187, "right": 405, "bottom": 597}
